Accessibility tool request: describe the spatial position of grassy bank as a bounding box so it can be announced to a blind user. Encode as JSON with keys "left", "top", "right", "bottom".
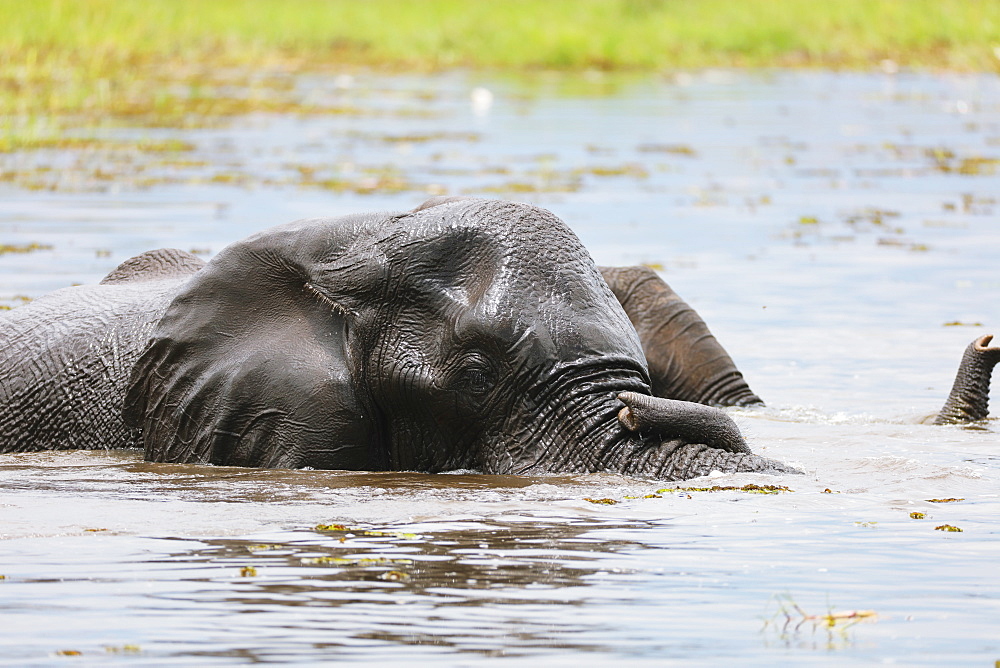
{"left": 4, "top": 0, "right": 999, "bottom": 71}
{"left": 0, "top": 0, "right": 998, "bottom": 125}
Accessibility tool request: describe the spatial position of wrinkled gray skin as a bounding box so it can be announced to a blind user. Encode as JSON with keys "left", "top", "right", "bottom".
{"left": 0, "top": 198, "right": 991, "bottom": 479}
{"left": 599, "top": 265, "right": 763, "bottom": 408}
{"left": 0, "top": 249, "right": 205, "bottom": 452}
{"left": 933, "top": 335, "right": 1000, "bottom": 425}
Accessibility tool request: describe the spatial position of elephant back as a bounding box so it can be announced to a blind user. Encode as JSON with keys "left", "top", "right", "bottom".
{"left": 0, "top": 278, "right": 192, "bottom": 452}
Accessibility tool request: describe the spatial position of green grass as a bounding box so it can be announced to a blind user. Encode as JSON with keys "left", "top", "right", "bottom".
{"left": 2, "top": 0, "right": 998, "bottom": 70}
{"left": 0, "top": 0, "right": 998, "bottom": 125}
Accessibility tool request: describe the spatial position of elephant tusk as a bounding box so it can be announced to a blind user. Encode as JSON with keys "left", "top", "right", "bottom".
{"left": 618, "top": 405, "right": 641, "bottom": 432}
{"left": 617, "top": 391, "right": 751, "bottom": 454}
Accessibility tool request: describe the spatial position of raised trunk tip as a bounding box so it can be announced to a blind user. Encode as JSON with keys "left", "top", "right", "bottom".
{"left": 933, "top": 334, "right": 999, "bottom": 425}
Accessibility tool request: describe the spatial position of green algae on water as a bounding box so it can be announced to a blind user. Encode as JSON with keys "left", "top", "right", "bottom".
{"left": 300, "top": 556, "right": 414, "bottom": 566}
{"left": 313, "top": 524, "right": 418, "bottom": 539}
{"left": 657, "top": 484, "right": 793, "bottom": 494}
{"left": 104, "top": 645, "right": 142, "bottom": 655}
{"left": 934, "top": 524, "right": 963, "bottom": 532}
{"left": 0, "top": 243, "right": 52, "bottom": 255}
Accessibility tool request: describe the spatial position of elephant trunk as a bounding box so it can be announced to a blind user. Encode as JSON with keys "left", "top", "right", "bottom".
{"left": 615, "top": 436, "right": 800, "bottom": 481}
{"left": 502, "top": 361, "right": 649, "bottom": 475}
{"left": 933, "top": 335, "right": 999, "bottom": 425}
{"left": 600, "top": 266, "right": 763, "bottom": 408}
{"left": 512, "top": 374, "right": 795, "bottom": 479}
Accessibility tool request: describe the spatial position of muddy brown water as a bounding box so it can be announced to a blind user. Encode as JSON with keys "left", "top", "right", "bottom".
{"left": 1, "top": 70, "right": 998, "bottom": 665}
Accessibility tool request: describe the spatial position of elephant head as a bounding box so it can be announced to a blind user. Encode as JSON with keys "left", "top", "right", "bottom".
{"left": 125, "top": 198, "right": 792, "bottom": 478}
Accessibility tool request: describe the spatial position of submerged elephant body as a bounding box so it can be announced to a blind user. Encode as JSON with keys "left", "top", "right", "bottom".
{"left": 0, "top": 198, "right": 993, "bottom": 478}
{"left": 0, "top": 250, "right": 204, "bottom": 452}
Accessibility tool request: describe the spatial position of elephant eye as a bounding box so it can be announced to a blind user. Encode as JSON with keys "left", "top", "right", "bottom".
{"left": 456, "top": 355, "right": 497, "bottom": 396}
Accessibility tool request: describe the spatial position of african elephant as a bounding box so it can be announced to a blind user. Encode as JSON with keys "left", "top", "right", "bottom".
{"left": 0, "top": 198, "right": 993, "bottom": 479}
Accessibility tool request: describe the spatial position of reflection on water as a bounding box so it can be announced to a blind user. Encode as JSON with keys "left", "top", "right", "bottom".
{"left": 165, "top": 520, "right": 648, "bottom": 656}
{"left": 1, "top": 69, "right": 999, "bottom": 664}
{"left": 1, "top": 435, "right": 997, "bottom": 664}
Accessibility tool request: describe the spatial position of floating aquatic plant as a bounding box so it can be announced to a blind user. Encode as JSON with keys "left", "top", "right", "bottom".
{"left": 934, "top": 524, "right": 963, "bottom": 532}
{"left": 0, "top": 243, "right": 52, "bottom": 255}
{"left": 657, "top": 484, "right": 793, "bottom": 494}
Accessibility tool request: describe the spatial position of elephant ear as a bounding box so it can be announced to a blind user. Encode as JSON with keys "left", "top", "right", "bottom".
{"left": 123, "top": 213, "right": 392, "bottom": 469}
